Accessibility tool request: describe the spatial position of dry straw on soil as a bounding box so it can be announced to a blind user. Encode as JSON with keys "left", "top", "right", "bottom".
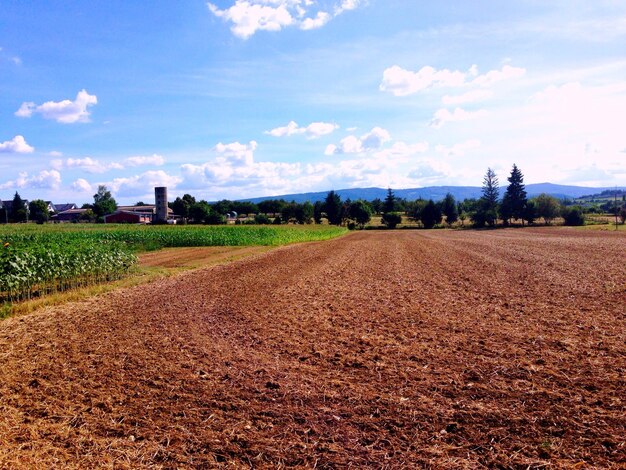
{"left": 0, "top": 228, "right": 624, "bottom": 468}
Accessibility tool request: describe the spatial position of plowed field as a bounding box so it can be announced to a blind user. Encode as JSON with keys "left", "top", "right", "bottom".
{"left": 0, "top": 228, "right": 624, "bottom": 468}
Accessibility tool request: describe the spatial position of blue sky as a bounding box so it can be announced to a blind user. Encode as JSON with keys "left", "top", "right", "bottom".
{"left": 1, "top": 0, "right": 625, "bottom": 205}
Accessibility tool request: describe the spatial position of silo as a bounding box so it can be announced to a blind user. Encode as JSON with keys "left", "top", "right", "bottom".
{"left": 155, "top": 187, "right": 168, "bottom": 223}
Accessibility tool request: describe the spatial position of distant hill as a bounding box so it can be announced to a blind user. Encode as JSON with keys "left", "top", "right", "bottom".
{"left": 241, "top": 183, "right": 625, "bottom": 204}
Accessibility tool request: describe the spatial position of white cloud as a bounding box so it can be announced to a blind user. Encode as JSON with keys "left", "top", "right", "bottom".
{"left": 15, "top": 89, "right": 97, "bottom": 124}
{"left": 0, "top": 170, "right": 61, "bottom": 191}
{"left": 407, "top": 159, "right": 452, "bottom": 185}
{"left": 429, "top": 107, "right": 488, "bottom": 129}
{"left": 51, "top": 154, "right": 165, "bottom": 173}
{"left": 379, "top": 65, "right": 467, "bottom": 96}
{"left": 108, "top": 170, "right": 182, "bottom": 198}
{"left": 208, "top": 0, "right": 363, "bottom": 39}
{"left": 123, "top": 154, "right": 166, "bottom": 167}
{"left": 380, "top": 64, "right": 526, "bottom": 97}
{"left": 265, "top": 120, "right": 338, "bottom": 138}
{"left": 0, "top": 135, "right": 34, "bottom": 154}
{"left": 325, "top": 127, "right": 391, "bottom": 155}
{"left": 436, "top": 139, "right": 482, "bottom": 157}
{"left": 214, "top": 141, "right": 257, "bottom": 166}
{"left": 471, "top": 65, "right": 526, "bottom": 87}
{"left": 71, "top": 178, "right": 93, "bottom": 193}
{"left": 300, "top": 11, "right": 331, "bottom": 30}
{"left": 442, "top": 90, "right": 493, "bottom": 105}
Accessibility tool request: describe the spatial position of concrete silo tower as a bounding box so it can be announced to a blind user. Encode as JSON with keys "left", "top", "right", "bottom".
{"left": 154, "top": 187, "right": 168, "bottom": 223}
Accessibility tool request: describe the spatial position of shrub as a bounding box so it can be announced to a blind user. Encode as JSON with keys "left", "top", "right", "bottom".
{"left": 254, "top": 214, "right": 271, "bottom": 224}
{"left": 381, "top": 213, "right": 402, "bottom": 229}
{"left": 562, "top": 206, "right": 585, "bottom": 226}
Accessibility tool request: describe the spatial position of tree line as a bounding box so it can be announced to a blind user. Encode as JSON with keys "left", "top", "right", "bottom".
{"left": 3, "top": 166, "right": 626, "bottom": 227}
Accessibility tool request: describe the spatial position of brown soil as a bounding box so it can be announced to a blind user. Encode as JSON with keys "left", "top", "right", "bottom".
{"left": 138, "top": 246, "right": 271, "bottom": 269}
{"left": 0, "top": 228, "right": 624, "bottom": 468}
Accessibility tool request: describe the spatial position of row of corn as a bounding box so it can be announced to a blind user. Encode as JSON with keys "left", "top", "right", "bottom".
{"left": 0, "top": 239, "right": 136, "bottom": 303}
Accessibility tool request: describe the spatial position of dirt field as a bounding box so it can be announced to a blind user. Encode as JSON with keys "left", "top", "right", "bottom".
{"left": 0, "top": 228, "right": 624, "bottom": 468}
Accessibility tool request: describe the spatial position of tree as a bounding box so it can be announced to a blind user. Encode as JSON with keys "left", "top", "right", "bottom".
{"left": 93, "top": 185, "right": 117, "bottom": 219}
{"left": 232, "top": 201, "right": 258, "bottom": 217}
{"left": 619, "top": 207, "right": 626, "bottom": 224}
{"left": 370, "top": 198, "right": 383, "bottom": 214}
{"left": 258, "top": 199, "right": 285, "bottom": 215}
{"left": 522, "top": 200, "right": 537, "bottom": 225}
{"left": 254, "top": 213, "right": 271, "bottom": 224}
{"left": 561, "top": 205, "right": 585, "bottom": 226}
{"left": 313, "top": 201, "right": 323, "bottom": 224}
{"left": 172, "top": 194, "right": 196, "bottom": 219}
{"left": 29, "top": 199, "right": 49, "bottom": 224}
{"left": 441, "top": 193, "right": 458, "bottom": 226}
{"left": 212, "top": 199, "right": 234, "bottom": 215}
{"left": 189, "top": 201, "right": 212, "bottom": 223}
{"left": 381, "top": 212, "right": 401, "bottom": 229}
{"left": 348, "top": 200, "right": 372, "bottom": 229}
{"left": 9, "top": 192, "right": 28, "bottom": 222}
{"left": 421, "top": 200, "right": 442, "bottom": 229}
{"left": 383, "top": 188, "right": 396, "bottom": 214}
{"left": 472, "top": 168, "right": 499, "bottom": 227}
{"left": 323, "top": 190, "right": 343, "bottom": 225}
{"left": 409, "top": 199, "right": 428, "bottom": 224}
{"left": 295, "top": 202, "right": 314, "bottom": 224}
{"left": 534, "top": 194, "right": 561, "bottom": 225}
{"left": 502, "top": 164, "right": 528, "bottom": 224}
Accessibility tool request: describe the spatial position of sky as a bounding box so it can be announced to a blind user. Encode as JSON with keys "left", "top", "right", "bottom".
{"left": 1, "top": 0, "right": 625, "bottom": 205}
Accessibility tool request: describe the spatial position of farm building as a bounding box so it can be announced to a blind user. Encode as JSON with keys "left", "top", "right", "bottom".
{"left": 51, "top": 208, "right": 90, "bottom": 222}
{"left": 104, "top": 210, "right": 153, "bottom": 224}
{"left": 52, "top": 203, "right": 78, "bottom": 213}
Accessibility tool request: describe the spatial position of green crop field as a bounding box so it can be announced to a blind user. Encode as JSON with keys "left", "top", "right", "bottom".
{"left": 0, "top": 224, "right": 347, "bottom": 304}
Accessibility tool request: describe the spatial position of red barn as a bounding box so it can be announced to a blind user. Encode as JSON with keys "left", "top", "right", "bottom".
{"left": 103, "top": 210, "right": 152, "bottom": 224}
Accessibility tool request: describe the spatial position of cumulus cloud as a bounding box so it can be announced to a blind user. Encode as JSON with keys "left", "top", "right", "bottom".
{"left": 0, "top": 135, "right": 34, "bottom": 154}
{"left": 429, "top": 107, "right": 488, "bottom": 129}
{"left": 436, "top": 139, "right": 482, "bottom": 157}
{"left": 123, "top": 154, "right": 166, "bottom": 167}
{"left": 51, "top": 154, "right": 165, "bottom": 173}
{"left": 108, "top": 170, "right": 182, "bottom": 198}
{"left": 300, "top": 11, "right": 331, "bottom": 30}
{"left": 0, "top": 170, "right": 61, "bottom": 191}
{"left": 180, "top": 140, "right": 302, "bottom": 195}
{"left": 325, "top": 127, "right": 391, "bottom": 155}
{"left": 380, "top": 64, "right": 526, "bottom": 96}
{"left": 265, "top": 121, "right": 338, "bottom": 138}
{"left": 442, "top": 90, "right": 493, "bottom": 105}
{"left": 71, "top": 178, "right": 93, "bottom": 193}
{"left": 407, "top": 159, "right": 452, "bottom": 185}
{"left": 176, "top": 135, "right": 441, "bottom": 199}
{"left": 207, "top": 0, "right": 363, "bottom": 39}
{"left": 15, "top": 89, "right": 97, "bottom": 124}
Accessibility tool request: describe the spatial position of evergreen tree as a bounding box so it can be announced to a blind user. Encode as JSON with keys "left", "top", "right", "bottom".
{"left": 472, "top": 168, "right": 499, "bottom": 227}
{"left": 10, "top": 192, "right": 28, "bottom": 222}
{"left": 313, "top": 201, "right": 323, "bottom": 224}
{"left": 503, "top": 164, "right": 528, "bottom": 224}
{"left": 441, "top": 193, "right": 458, "bottom": 226}
{"left": 323, "top": 190, "right": 342, "bottom": 225}
{"left": 383, "top": 188, "right": 396, "bottom": 214}
{"left": 420, "top": 199, "right": 442, "bottom": 229}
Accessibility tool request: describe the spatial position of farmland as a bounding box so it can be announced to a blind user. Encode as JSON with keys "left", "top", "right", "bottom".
{"left": 0, "top": 227, "right": 624, "bottom": 468}
{"left": 0, "top": 224, "right": 347, "bottom": 303}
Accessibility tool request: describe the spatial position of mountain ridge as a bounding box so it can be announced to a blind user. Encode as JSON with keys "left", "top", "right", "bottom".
{"left": 238, "top": 183, "right": 625, "bottom": 204}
